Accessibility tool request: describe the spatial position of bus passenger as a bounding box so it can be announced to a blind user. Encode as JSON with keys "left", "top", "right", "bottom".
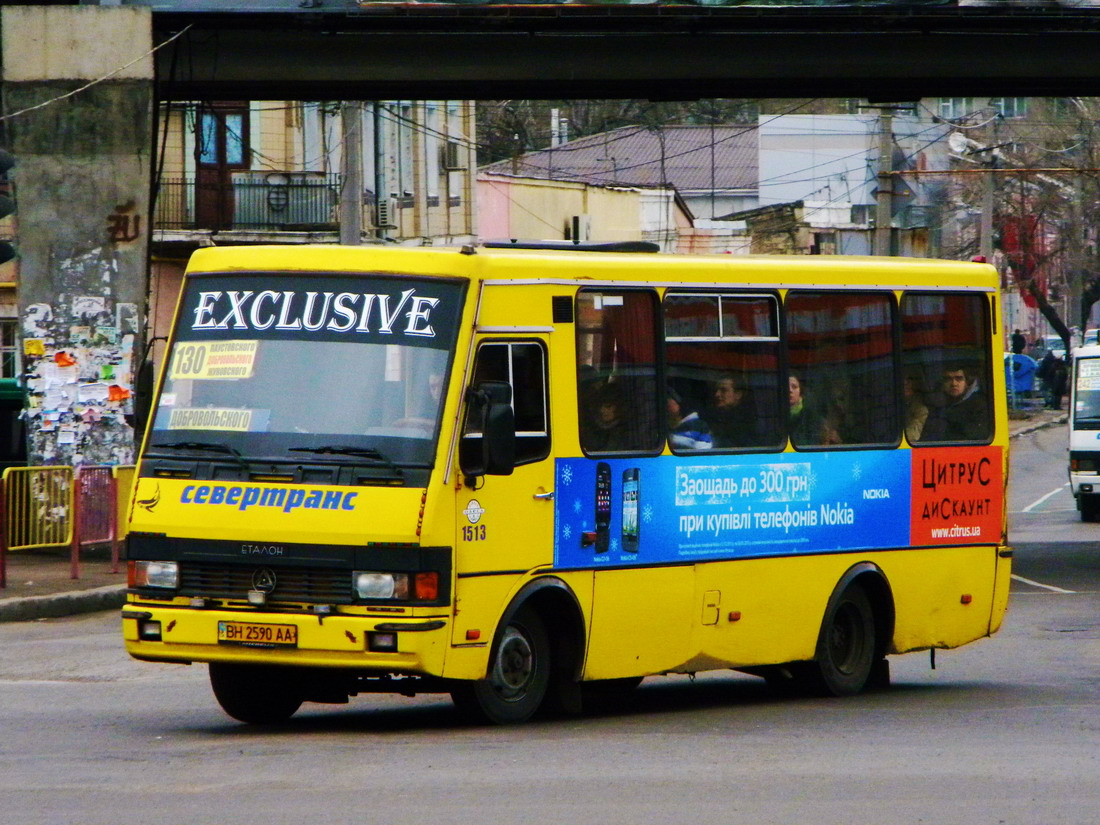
{"left": 788, "top": 374, "right": 826, "bottom": 446}
{"left": 903, "top": 370, "right": 929, "bottom": 443}
{"left": 581, "top": 383, "right": 629, "bottom": 452}
{"left": 667, "top": 387, "right": 713, "bottom": 450}
{"left": 703, "top": 373, "right": 759, "bottom": 448}
{"left": 822, "top": 376, "right": 855, "bottom": 445}
{"left": 923, "top": 364, "right": 987, "bottom": 441}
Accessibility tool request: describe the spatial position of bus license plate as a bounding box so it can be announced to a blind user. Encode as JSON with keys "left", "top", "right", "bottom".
{"left": 218, "top": 621, "right": 298, "bottom": 647}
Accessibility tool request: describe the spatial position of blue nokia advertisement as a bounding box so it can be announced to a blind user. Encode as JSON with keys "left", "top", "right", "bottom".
{"left": 553, "top": 451, "right": 911, "bottom": 569}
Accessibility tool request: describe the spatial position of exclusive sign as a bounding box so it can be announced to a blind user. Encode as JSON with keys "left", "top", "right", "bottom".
{"left": 176, "top": 273, "right": 465, "bottom": 346}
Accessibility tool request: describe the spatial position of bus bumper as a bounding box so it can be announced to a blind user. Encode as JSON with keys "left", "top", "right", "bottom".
{"left": 122, "top": 604, "right": 452, "bottom": 674}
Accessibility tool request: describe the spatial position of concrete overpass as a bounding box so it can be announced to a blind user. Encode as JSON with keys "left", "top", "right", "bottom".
{"left": 150, "top": 4, "right": 1100, "bottom": 101}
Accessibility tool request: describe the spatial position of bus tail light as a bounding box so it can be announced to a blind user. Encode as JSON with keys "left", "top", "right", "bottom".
{"left": 414, "top": 572, "right": 439, "bottom": 601}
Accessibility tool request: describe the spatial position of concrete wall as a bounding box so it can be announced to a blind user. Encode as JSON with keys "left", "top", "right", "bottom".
{"left": 2, "top": 6, "right": 153, "bottom": 465}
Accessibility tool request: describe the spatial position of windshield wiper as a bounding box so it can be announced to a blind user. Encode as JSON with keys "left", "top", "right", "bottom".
{"left": 287, "top": 445, "right": 404, "bottom": 475}
{"left": 148, "top": 440, "right": 248, "bottom": 466}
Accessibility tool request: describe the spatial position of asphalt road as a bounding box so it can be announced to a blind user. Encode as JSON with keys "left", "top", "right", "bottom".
{"left": 0, "top": 423, "right": 1096, "bottom": 825}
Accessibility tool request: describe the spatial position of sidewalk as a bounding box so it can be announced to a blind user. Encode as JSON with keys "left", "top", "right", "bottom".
{"left": 0, "top": 546, "right": 126, "bottom": 622}
{"left": 0, "top": 408, "right": 1069, "bottom": 623}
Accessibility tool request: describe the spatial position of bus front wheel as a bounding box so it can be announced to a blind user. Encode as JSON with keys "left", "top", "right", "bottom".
{"left": 1081, "top": 495, "right": 1100, "bottom": 522}
{"left": 451, "top": 607, "right": 550, "bottom": 724}
{"left": 209, "top": 662, "right": 304, "bottom": 724}
{"left": 812, "top": 584, "right": 877, "bottom": 697}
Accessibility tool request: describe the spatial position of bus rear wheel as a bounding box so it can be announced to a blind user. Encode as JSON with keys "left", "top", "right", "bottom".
{"left": 1081, "top": 495, "right": 1100, "bottom": 522}
{"left": 209, "top": 662, "right": 304, "bottom": 724}
{"left": 812, "top": 584, "right": 877, "bottom": 697}
{"left": 451, "top": 607, "right": 550, "bottom": 724}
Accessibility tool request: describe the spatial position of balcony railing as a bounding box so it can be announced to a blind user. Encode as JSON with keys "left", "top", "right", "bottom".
{"left": 154, "top": 172, "right": 343, "bottom": 232}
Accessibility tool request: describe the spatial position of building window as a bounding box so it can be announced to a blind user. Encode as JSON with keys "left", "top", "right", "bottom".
{"left": 0, "top": 319, "right": 16, "bottom": 379}
{"left": 938, "top": 98, "right": 976, "bottom": 121}
{"left": 990, "top": 97, "right": 1028, "bottom": 119}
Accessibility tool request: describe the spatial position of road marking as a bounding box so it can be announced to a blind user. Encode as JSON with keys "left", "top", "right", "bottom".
{"left": 1011, "top": 574, "right": 1076, "bottom": 594}
{"left": 1021, "top": 483, "right": 1070, "bottom": 513}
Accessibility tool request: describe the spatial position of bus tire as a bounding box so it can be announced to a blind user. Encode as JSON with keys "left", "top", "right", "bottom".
{"left": 1081, "top": 495, "right": 1099, "bottom": 522}
{"left": 209, "top": 662, "right": 303, "bottom": 724}
{"left": 811, "top": 584, "right": 877, "bottom": 697}
{"left": 451, "top": 607, "right": 550, "bottom": 725}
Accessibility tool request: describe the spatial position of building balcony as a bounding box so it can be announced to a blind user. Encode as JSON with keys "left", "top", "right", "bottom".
{"left": 153, "top": 172, "right": 344, "bottom": 241}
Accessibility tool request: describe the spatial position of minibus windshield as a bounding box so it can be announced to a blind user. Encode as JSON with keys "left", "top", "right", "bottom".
{"left": 1074, "top": 356, "right": 1100, "bottom": 427}
{"left": 147, "top": 272, "right": 465, "bottom": 467}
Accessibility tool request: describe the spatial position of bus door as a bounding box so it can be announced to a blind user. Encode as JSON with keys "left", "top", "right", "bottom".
{"left": 451, "top": 336, "right": 555, "bottom": 644}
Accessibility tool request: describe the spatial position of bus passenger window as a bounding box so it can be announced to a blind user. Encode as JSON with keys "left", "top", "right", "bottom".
{"left": 901, "top": 293, "right": 992, "bottom": 444}
{"left": 462, "top": 341, "right": 549, "bottom": 466}
{"left": 663, "top": 292, "right": 783, "bottom": 451}
{"left": 577, "top": 290, "right": 661, "bottom": 454}
{"left": 786, "top": 291, "right": 898, "bottom": 448}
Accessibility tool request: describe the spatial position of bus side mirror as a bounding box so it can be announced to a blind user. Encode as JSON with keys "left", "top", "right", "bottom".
{"left": 460, "top": 380, "right": 515, "bottom": 480}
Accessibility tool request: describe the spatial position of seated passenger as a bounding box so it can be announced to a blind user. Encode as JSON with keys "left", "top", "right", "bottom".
{"left": 788, "top": 374, "right": 827, "bottom": 446}
{"left": 822, "top": 376, "right": 855, "bottom": 445}
{"left": 667, "top": 387, "right": 713, "bottom": 451}
{"left": 581, "top": 383, "right": 629, "bottom": 452}
{"left": 703, "top": 373, "right": 761, "bottom": 448}
{"left": 922, "top": 364, "right": 988, "bottom": 442}
{"left": 904, "top": 369, "right": 930, "bottom": 443}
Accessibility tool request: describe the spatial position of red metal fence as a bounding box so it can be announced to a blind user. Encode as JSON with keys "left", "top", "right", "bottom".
{"left": 0, "top": 465, "right": 133, "bottom": 588}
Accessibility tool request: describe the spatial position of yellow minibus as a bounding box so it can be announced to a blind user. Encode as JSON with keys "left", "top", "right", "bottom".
{"left": 122, "top": 242, "right": 1010, "bottom": 724}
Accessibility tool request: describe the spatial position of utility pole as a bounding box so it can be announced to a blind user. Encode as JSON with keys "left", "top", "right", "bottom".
{"left": 340, "top": 101, "right": 363, "bottom": 246}
{"left": 980, "top": 165, "right": 995, "bottom": 262}
{"left": 980, "top": 119, "right": 998, "bottom": 263}
{"left": 874, "top": 107, "right": 894, "bottom": 256}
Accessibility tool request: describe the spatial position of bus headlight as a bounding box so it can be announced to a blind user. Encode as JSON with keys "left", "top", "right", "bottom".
{"left": 354, "top": 572, "right": 409, "bottom": 600}
{"left": 128, "top": 560, "right": 180, "bottom": 589}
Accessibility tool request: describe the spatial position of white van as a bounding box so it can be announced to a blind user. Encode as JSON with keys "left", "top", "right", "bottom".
{"left": 1069, "top": 344, "right": 1100, "bottom": 520}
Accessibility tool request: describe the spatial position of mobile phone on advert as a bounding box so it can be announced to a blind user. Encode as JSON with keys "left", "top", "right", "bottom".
{"left": 594, "top": 462, "right": 611, "bottom": 553}
{"left": 621, "top": 468, "right": 639, "bottom": 553}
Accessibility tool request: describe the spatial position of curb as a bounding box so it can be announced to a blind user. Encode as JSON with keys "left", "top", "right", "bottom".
{"left": 0, "top": 584, "right": 126, "bottom": 623}
{"left": 1010, "top": 413, "right": 1067, "bottom": 439}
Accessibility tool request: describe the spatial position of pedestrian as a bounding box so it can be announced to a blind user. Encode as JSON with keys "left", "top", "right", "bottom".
{"left": 1011, "top": 328, "right": 1026, "bottom": 355}
{"left": 1050, "top": 356, "right": 1068, "bottom": 410}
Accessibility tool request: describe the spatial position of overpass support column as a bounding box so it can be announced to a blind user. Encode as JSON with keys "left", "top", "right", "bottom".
{"left": 2, "top": 6, "right": 153, "bottom": 465}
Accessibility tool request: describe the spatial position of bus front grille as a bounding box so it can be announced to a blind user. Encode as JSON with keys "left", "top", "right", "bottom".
{"left": 179, "top": 563, "right": 354, "bottom": 604}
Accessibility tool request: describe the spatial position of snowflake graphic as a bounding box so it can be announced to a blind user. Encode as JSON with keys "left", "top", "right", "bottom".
{"left": 806, "top": 467, "right": 821, "bottom": 495}
{"left": 851, "top": 462, "right": 863, "bottom": 481}
{"left": 560, "top": 464, "right": 574, "bottom": 486}
{"left": 562, "top": 523, "right": 572, "bottom": 541}
{"left": 610, "top": 538, "right": 619, "bottom": 553}
{"left": 573, "top": 498, "right": 583, "bottom": 515}
{"left": 643, "top": 504, "right": 654, "bottom": 524}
